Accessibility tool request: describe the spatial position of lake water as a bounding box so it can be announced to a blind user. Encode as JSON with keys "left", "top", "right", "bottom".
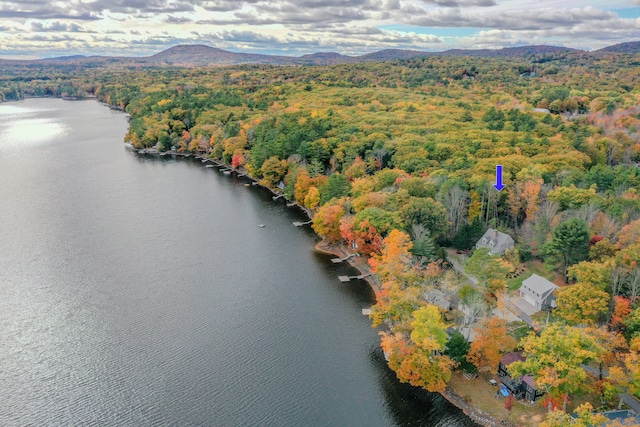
{"left": 0, "top": 98, "right": 476, "bottom": 426}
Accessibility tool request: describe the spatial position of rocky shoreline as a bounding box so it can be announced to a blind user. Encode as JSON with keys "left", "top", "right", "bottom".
{"left": 314, "top": 240, "right": 509, "bottom": 427}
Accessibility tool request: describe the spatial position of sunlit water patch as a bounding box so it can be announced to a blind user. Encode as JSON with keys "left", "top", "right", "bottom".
{"left": 1, "top": 118, "right": 66, "bottom": 147}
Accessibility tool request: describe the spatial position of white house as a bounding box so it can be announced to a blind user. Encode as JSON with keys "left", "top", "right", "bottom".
{"left": 475, "top": 228, "right": 515, "bottom": 256}
{"left": 519, "top": 274, "right": 558, "bottom": 311}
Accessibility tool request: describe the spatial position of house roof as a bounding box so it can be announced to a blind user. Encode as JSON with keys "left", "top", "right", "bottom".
{"left": 521, "top": 274, "right": 558, "bottom": 297}
{"left": 424, "top": 289, "right": 450, "bottom": 310}
{"left": 460, "top": 327, "right": 477, "bottom": 342}
{"left": 501, "top": 352, "right": 526, "bottom": 366}
{"left": 476, "top": 228, "right": 514, "bottom": 253}
{"left": 571, "top": 410, "right": 640, "bottom": 426}
{"left": 521, "top": 375, "right": 537, "bottom": 389}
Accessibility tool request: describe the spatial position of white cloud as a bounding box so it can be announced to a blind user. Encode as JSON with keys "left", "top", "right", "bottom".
{"left": 0, "top": 0, "right": 639, "bottom": 57}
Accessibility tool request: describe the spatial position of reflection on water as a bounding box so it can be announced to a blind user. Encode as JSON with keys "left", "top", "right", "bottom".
{"left": 3, "top": 118, "right": 66, "bottom": 145}
{"left": 0, "top": 102, "right": 68, "bottom": 149}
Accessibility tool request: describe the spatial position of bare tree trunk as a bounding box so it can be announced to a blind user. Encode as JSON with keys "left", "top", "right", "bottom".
{"left": 629, "top": 269, "right": 640, "bottom": 304}
{"left": 441, "top": 184, "right": 469, "bottom": 239}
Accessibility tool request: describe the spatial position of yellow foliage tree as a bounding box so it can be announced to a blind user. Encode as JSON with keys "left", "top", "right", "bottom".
{"left": 379, "top": 304, "right": 456, "bottom": 393}
{"left": 304, "top": 186, "right": 320, "bottom": 210}
{"left": 541, "top": 403, "right": 607, "bottom": 427}
{"left": 510, "top": 324, "right": 604, "bottom": 412}
{"left": 555, "top": 282, "right": 609, "bottom": 326}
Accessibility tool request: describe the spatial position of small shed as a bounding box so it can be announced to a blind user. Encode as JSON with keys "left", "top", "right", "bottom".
{"left": 519, "top": 274, "right": 558, "bottom": 311}
{"left": 475, "top": 228, "right": 514, "bottom": 255}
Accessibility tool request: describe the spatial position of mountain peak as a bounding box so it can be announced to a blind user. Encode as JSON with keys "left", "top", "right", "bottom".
{"left": 596, "top": 41, "right": 640, "bottom": 54}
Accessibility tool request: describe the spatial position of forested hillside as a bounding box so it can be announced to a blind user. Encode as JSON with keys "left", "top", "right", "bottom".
{"left": 2, "top": 49, "right": 640, "bottom": 424}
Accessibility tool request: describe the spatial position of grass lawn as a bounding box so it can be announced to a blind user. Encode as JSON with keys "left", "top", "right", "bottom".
{"left": 449, "top": 370, "right": 617, "bottom": 426}
{"left": 506, "top": 259, "right": 563, "bottom": 291}
{"left": 449, "top": 371, "right": 547, "bottom": 427}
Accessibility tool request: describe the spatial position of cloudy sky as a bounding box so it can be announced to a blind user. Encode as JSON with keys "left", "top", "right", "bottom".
{"left": 1, "top": 0, "right": 640, "bottom": 59}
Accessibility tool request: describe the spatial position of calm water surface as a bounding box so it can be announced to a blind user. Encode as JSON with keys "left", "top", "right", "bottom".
{"left": 0, "top": 98, "right": 477, "bottom": 426}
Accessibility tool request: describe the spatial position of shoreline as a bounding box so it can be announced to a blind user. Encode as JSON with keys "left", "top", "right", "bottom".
{"left": 313, "top": 240, "right": 381, "bottom": 297}
{"left": 313, "top": 238, "right": 505, "bottom": 427}
{"left": 164, "top": 151, "right": 505, "bottom": 427}
{"left": 13, "top": 96, "right": 503, "bottom": 427}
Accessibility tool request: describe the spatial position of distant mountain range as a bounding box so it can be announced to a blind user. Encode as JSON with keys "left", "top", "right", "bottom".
{"left": 2, "top": 41, "right": 639, "bottom": 67}
{"left": 595, "top": 41, "right": 640, "bottom": 54}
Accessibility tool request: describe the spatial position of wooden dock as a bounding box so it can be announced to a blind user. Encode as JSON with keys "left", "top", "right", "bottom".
{"left": 272, "top": 194, "right": 285, "bottom": 200}
{"left": 331, "top": 253, "right": 356, "bottom": 263}
{"left": 293, "top": 220, "right": 312, "bottom": 227}
{"left": 338, "top": 273, "right": 371, "bottom": 283}
{"left": 362, "top": 308, "right": 372, "bottom": 316}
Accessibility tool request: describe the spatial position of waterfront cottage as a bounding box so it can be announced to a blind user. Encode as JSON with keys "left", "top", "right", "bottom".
{"left": 498, "top": 352, "right": 544, "bottom": 403}
{"left": 519, "top": 274, "right": 558, "bottom": 311}
{"left": 475, "top": 228, "right": 514, "bottom": 256}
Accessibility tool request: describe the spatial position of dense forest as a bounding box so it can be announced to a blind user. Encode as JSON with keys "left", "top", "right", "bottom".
{"left": 2, "top": 49, "right": 640, "bottom": 425}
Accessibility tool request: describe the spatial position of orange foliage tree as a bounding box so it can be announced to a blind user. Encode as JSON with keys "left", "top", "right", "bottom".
{"left": 467, "top": 316, "right": 516, "bottom": 372}
{"left": 340, "top": 217, "right": 385, "bottom": 256}
{"left": 610, "top": 296, "right": 632, "bottom": 331}
{"left": 369, "top": 230, "right": 413, "bottom": 283}
{"left": 312, "top": 204, "right": 345, "bottom": 243}
{"left": 231, "top": 152, "right": 246, "bottom": 169}
{"left": 616, "top": 219, "right": 640, "bottom": 249}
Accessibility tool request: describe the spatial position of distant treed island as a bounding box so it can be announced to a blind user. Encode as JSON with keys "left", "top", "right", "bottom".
{"left": 3, "top": 42, "right": 640, "bottom": 426}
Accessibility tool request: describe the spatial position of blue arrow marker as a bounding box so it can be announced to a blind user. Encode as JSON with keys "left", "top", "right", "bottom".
{"left": 494, "top": 165, "right": 505, "bottom": 191}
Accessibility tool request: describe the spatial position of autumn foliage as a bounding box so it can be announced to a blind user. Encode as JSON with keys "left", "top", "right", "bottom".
{"left": 467, "top": 317, "right": 516, "bottom": 372}
{"left": 312, "top": 204, "right": 345, "bottom": 243}
{"left": 18, "top": 50, "right": 640, "bottom": 408}
{"left": 379, "top": 304, "right": 456, "bottom": 393}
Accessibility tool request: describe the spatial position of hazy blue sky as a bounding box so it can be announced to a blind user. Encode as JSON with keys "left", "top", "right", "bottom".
{"left": 1, "top": 0, "right": 640, "bottom": 59}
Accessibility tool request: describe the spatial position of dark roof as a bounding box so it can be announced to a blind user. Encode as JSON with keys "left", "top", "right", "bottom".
{"left": 521, "top": 375, "right": 536, "bottom": 389}
{"left": 571, "top": 409, "right": 640, "bottom": 425}
{"left": 501, "top": 352, "right": 526, "bottom": 366}
{"left": 602, "top": 410, "right": 639, "bottom": 421}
